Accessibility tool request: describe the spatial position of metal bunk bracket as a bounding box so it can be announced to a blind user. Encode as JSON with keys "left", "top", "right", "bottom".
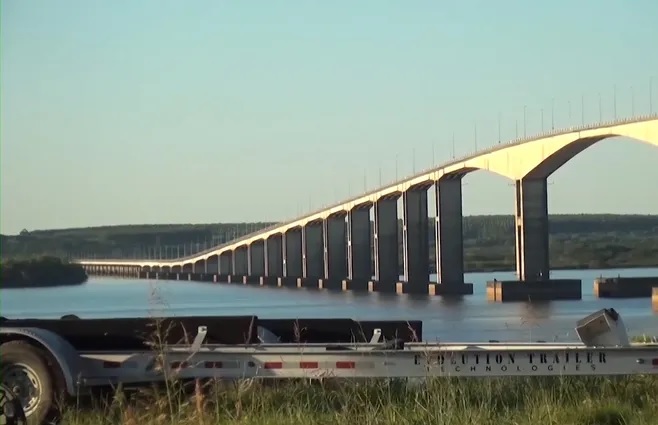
{"left": 369, "top": 328, "right": 382, "bottom": 344}
{"left": 190, "top": 326, "right": 208, "bottom": 352}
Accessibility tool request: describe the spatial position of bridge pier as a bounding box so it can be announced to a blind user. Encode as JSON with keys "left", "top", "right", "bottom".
{"left": 264, "top": 234, "right": 283, "bottom": 286}
{"left": 400, "top": 186, "right": 430, "bottom": 294}
{"left": 206, "top": 255, "right": 219, "bottom": 274}
{"left": 344, "top": 206, "right": 372, "bottom": 291}
{"left": 370, "top": 196, "right": 400, "bottom": 293}
{"left": 231, "top": 246, "right": 248, "bottom": 283}
{"left": 487, "top": 178, "right": 581, "bottom": 302}
{"left": 320, "top": 214, "right": 346, "bottom": 290}
{"left": 302, "top": 222, "right": 324, "bottom": 288}
{"left": 432, "top": 177, "right": 473, "bottom": 295}
{"left": 193, "top": 259, "right": 205, "bottom": 274}
{"left": 247, "top": 241, "right": 265, "bottom": 284}
{"left": 282, "top": 227, "right": 303, "bottom": 288}
{"left": 218, "top": 252, "right": 232, "bottom": 282}
{"left": 515, "top": 178, "right": 550, "bottom": 281}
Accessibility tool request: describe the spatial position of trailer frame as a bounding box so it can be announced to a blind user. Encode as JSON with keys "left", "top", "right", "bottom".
{"left": 1, "top": 308, "right": 657, "bottom": 425}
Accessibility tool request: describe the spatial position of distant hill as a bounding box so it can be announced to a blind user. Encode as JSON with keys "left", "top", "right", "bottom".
{"left": 2, "top": 214, "right": 658, "bottom": 272}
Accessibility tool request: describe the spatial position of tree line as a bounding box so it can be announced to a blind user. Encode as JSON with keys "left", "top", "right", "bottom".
{"left": 2, "top": 214, "right": 657, "bottom": 272}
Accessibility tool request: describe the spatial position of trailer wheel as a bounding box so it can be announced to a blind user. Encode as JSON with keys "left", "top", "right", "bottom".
{"left": 0, "top": 341, "right": 56, "bottom": 425}
{"left": 0, "top": 383, "right": 27, "bottom": 425}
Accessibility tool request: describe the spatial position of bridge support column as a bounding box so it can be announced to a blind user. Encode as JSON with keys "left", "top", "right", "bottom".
{"left": 206, "top": 255, "right": 219, "bottom": 274}
{"left": 371, "top": 197, "right": 399, "bottom": 293}
{"left": 218, "top": 252, "right": 232, "bottom": 282}
{"left": 282, "top": 228, "right": 303, "bottom": 287}
{"left": 345, "top": 206, "right": 372, "bottom": 291}
{"left": 487, "top": 178, "right": 581, "bottom": 301}
{"left": 401, "top": 187, "right": 430, "bottom": 294}
{"left": 515, "top": 178, "right": 549, "bottom": 281}
{"left": 302, "top": 222, "right": 324, "bottom": 288}
{"left": 320, "top": 214, "right": 346, "bottom": 290}
{"left": 193, "top": 259, "right": 206, "bottom": 274}
{"left": 231, "top": 246, "right": 248, "bottom": 283}
{"left": 432, "top": 177, "right": 473, "bottom": 295}
{"left": 247, "top": 240, "right": 265, "bottom": 284}
{"left": 263, "top": 234, "right": 283, "bottom": 286}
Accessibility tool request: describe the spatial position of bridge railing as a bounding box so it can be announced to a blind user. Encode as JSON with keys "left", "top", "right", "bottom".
{"left": 75, "top": 114, "right": 658, "bottom": 264}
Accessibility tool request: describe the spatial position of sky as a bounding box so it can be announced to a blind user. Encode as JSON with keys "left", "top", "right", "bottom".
{"left": 1, "top": 0, "right": 658, "bottom": 235}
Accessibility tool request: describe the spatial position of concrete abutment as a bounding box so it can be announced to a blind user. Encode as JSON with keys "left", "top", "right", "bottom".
{"left": 593, "top": 277, "right": 658, "bottom": 298}
{"left": 486, "top": 279, "right": 582, "bottom": 302}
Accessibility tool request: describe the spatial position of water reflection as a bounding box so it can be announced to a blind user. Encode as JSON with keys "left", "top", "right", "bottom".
{"left": 518, "top": 301, "right": 553, "bottom": 326}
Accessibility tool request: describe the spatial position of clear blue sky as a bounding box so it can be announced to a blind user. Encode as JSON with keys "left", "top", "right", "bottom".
{"left": 2, "top": 0, "right": 658, "bottom": 235}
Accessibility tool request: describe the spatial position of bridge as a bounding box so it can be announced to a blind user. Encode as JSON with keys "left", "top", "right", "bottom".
{"left": 79, "top": 115, "right": 658, "bottom": 301}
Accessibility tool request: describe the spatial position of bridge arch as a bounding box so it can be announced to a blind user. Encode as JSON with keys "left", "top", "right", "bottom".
{"left": 441, "top": 118, "right": 658, "bottom": 181}
{"left": 524, "top": 132, "right": 658, "bottom": 179}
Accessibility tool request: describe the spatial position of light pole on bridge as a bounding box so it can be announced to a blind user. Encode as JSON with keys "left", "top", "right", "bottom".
{"left": 451, "top": 133, "right": 455, "bottom": 159}
{"left": 551, "top": 98, "right": 555, "bottom": 130}
{"left": 497, "top": 112, "right": 501, "bottom": 143}
{"left": 651, "top": 76, "right": 654, "bottom": 114}
{"left": 613, "top": 85, "right": 617, "bottom": 119}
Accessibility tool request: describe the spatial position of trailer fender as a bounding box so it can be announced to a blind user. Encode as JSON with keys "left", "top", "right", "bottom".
{"left": 0, "top": 327, "right": 82, "bottom": 396}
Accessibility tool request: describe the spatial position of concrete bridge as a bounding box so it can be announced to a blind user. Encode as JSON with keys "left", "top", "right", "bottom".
{"left": 79, "top": 115, "right": 658, "bottom": 301}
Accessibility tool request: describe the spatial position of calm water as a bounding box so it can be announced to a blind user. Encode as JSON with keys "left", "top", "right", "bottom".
{"left": 2, "top": 268, "right": 657, "bottom": 342}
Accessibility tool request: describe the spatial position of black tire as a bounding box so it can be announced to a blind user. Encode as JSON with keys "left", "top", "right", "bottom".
{"left": 0, "top": 341, "right": 56, "bottom": 425}
{"left": 0, "top": 383, "right": 27, "bottom": 425}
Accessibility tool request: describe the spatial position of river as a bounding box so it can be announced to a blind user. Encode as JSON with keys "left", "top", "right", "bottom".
{"left": 2, "top": 267, "right": 657, "bottom": 342}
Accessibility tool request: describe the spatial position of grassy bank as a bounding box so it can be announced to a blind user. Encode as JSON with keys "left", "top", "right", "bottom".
{"left": 64, "top": 375, "right": 658, "bottom": 425}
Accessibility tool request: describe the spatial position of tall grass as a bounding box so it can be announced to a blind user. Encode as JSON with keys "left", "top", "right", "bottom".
{"left": 63, "top": 374, "right": 658, "bottom": 425}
